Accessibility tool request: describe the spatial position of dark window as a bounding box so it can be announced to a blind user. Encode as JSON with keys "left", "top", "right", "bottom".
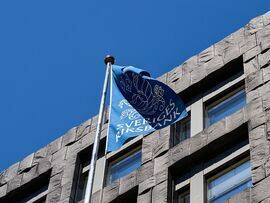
{"left": 207, "top": 159, "right": 252, "bottom": 203}
{"left": 74, "top": 161, "right": 89, "bottom": 202}
{"left": 74, "top": 138, "right": 106, "bottom": 202}
{"left": 172, "top": 114, "right": 191, "bottom": 146}
{"left": 107, "top": 147, "right": 141, "bottom": 185}
{"left": 178, "top": 190, "right": 190, "bottom": 203}
{"left": 205, "top": 86, "right": 246, "bottom": 127}
{"left": 0, "top": 171, "right": 51, "bottom": 203}
{"left": 19, "top": 189, "right": 47, "bottom": 203}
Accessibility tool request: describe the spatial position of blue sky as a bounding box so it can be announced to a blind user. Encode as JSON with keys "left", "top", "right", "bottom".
{"left": 0, "top": 1, "right": 269, "bottom": 172}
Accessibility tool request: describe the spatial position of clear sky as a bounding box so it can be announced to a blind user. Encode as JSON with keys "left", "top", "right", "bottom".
{"left": 0, "top": 1, "right": 269, "bottom": 172}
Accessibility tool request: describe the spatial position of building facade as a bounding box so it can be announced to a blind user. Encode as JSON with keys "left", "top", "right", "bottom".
{"left": 1, "top": 11, "right": 270, "bottom": 203}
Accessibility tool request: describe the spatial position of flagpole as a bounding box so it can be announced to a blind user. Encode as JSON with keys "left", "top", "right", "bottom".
{"left": 84, "top": 55, "right": 115, "bottom": 203}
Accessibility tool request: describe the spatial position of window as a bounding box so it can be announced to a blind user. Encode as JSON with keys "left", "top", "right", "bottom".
{"left": 74, "top": 161, "right": 89, "bottom": 202}
{"left": 178, "top": 189, "right": 190, "bottom": 203}
{"left": 205, "top": 86, "right": 246, "bottom": 127}
{"left": 74, "top": 139, "right": 106, "bottom": 202}
{"left": 172, "top": 114, "right": 190, "bottom": 146}
{"left": 107, "top": 147, "right": 141, "bottom": 185}
{"left": 19, "top": 185, "right": 47, "bottom": 203}
{"left": 207, "top": 159, "right": 252, "bottom": 203}
{"left": 0, "top": 171, "right": 51, "bottom": 203}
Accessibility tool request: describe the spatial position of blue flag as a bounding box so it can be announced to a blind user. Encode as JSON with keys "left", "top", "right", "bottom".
{"left": 107, "top": 65, "right": 187, "bottom": 152}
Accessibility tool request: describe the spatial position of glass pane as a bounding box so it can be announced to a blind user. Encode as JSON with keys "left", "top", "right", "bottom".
{"left": 109, "top": 149, "right": 141, "bottom": 184}
{"left": 208, "top": 160, "right": 251, "bottom": 203}
{"left": 207, "top": 89, "right": 246, "bottom": 126}
{"left": 178, "top": 191, "right": 190, "bottom": 203}
{"left": 174, "top": 116, "right": 190, "bottom": 145}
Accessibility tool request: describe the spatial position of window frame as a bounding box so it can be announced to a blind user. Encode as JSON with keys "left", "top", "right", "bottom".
{"left": 106, "top": 145, "right": 142, "bottom": 186}
{"left": 204, "top": 84, "right": 246, "bottom": 128}
{"left": 177, "top": 187, "right": 190, "bottom": 203}
{"left": 206, "top": 156, "right": 251, "bottom": 203}
{"left": 172, "top": 112, "right": 191, "bottom": 146}
{"left": 172, "top": 143, "right": 250, "bottom": 203}
{"left": 19, "top": 186, "right": 48, "bottom": 203}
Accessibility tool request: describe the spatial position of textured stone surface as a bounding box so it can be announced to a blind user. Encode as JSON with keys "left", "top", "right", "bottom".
{"left": 263, "top": 66, "right": 270, "bottom": 83}
{"left": 91, "top": 190, "right": 101, "bottom": 203}
{"left": 248, "top": 111, "right": 266, "bottom": 130}
{"left": 18, "top": 153, "right": 34, "bottom": 174}
{"left": 60, "top": 182, "right": 74, "bottom": 202}
{"left": 243, "top": 45, "right": 261, "bottom": 62}
{"left": 252, "top": 165, "right": 266, "bottom": 184}
{"left": 249, "top": 125, "right": 269, "bottom": 169}
{"left": 21, "top": 165, "right": 39, "bottom": 185}
{"left": 257, "top": 25, "right": 270, "bottom": 51}
{"left": 37, "top": 157, "right": 51, "bottom": 175}
{"left": 76, "top": 119, "right": 91, "bottom": 140}
{"left": 90, "top": 115, "right": 99, "bottom": 131}
{"left": 240, "top": 33, "right": 257, "bottom": 54}
{"left": 204, "top": 55, "right": 224, "bottom": 75}
{"left": 198, "top": 46, "right": 214, "bottom": 65}
{"left": 226, "top": 188, "right": 250, "bottom": 203}
{"left": 244, "top": 57, "right": 260, "bottom": 76}
{"left": 263, "top": 11, "right": 270, "bottom": 26}
{"left": 0, "top": 172, "right": 5, "bottom": 186}
{"left": 182, "top": 56, "right": 198, "bottom": 74}
{"left": 2, "top": 162, "right": 19, "bottom": 183}
{"left": 157, "top": 73, "right": 167, "bottom": 83}
{"left": 246, "top": 16, "right": 264, "bottom": 34}
{"left": 262, "top": 82, "right": 270, "bottom": 111}
{"left": 137, "top": 189, "right": 152, "bottom": 203}
{"left": 170, "top": 72, "right": 190, "bottom": 94}
{"left": 152, "top": 181, "right": 168, "bottom": 203}
{"left": 141, "top": 133, "right": 154, "bottom": 164}
{"left": 0, "top": 184, "right": 7, "bottom": 198}
{"left": 137, "top": 161, "right": 154, "bottom": 184}
{"left": 48, "top": 172, "right": 63, "bottom": 192}
{"left": 119, "top": 170, "right": 137, "bottom": 195}
{"left": 7, "top": 174, "right": 22, "bottom": 193}
{"left": 167, "top": 66, "right": 182, "bottom": 85}
{"left": 33, "top": 146, "right": 48, "bottom": 165}
{"left": 252, "top": 176, "right": 270, "bottom": 202}
{"left": 47, "top": 137, "right": 63, "bottom": 156}
{"left": 190, "top": 131, "right": 207, "bottom": 154}
{"left": 225, "top": 109, "right": 246, "bottom": 132}
{"left": 61, "top": 162, "right": 76, "bottom": 186}
{"left": 245, "top": 70, "right": 263, "bottom": 93}
{"left": 170, "top": 139, "right": 190, "bottom": 165}
{"left": 246, "top": 96, "right": 263, "bottom": 119}
{"left": 206, "top": 119, "right": 226, "bottom": 144}
{"left": 262, "top": 198, "right": 270, "bottom": 203}
{"left": 102, "top": 181, "right": 119, "bottom": 203}
{"left": 153, "top": 127, "right": 170, "bottom": 158}
{"left": 190, "top": 66, "right": 207, "bottom": 85}
{"left": 155, "top": 170, "right": 168, "bottom": 186}
{"left": 46, "top": 186, "right": 62, "bottom": 203}
{"left": 62, "top": 127, "right": 77, "bottom": 147}
{"left": 138, "top": 176, "right": 155, "bottom": 195}
{"left": 154, "top": 152, "right": 169, "bottom": 175}
{"left": 258, "top": 49, "right": 270, "bottom": 68}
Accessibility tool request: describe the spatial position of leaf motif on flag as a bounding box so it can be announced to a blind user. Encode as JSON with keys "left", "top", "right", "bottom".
{"left": 119, "top": 71, "right": 166, "bottom": 116}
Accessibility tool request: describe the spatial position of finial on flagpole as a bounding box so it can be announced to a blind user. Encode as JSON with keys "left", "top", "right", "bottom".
{"left": 104, "top": 55, "right": 115, "bottom": 65}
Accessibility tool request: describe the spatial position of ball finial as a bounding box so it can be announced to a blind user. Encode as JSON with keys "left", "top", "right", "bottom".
{"left": 104, "top": 55, "right": 115, "bottom": 65}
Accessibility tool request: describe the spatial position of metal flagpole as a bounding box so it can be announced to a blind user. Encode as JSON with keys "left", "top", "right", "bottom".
{"left": 84, "top": 55, "right": 115, "bottom": 203}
